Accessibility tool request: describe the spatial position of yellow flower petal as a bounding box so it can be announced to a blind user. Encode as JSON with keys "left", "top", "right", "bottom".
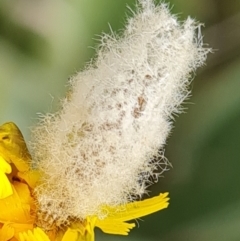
{"left": 0, "top": 182, "right": 34, "bottom": 223}
{"left": 18, "top": 170, "right": 41, "bottom": 189}
{"left": 61, "top": 229, "right": 79, "bottom": 241}
{"left": 95, "top": 219, "right": 135, "bottom": 235}
{"left": 0, "top": 223, "right": 14, "bottom": 241}
{"left": 34, "top": 228, "right": 51, "bottom": 241}
{"left": 19, "top": 230, "right": 35, "bottom": 241}
{"left": 106, "top": 192, "right": 169, "bottom": 221}
{"left": 0, "top": 122, "right": 30, "bottom": 173}
{"left": 65, "top": 217, "right": 96, "bottom": 241}
{"left": 96, "top": 192, "right": 169, "bottom": 235}
{"left": 10, "top": 223, "right": 33, "bottom": 241}
{"left": 0, "top": 156, "right": 12, "bottom": 174}
{"left": 19, "top": 228, "right": 50, "bottom": 241}
{"left": 0, "top": 172, "right": 13, "bottom": 199}
{"left": 0, "top": 156, "right": 13, "bottom": 199}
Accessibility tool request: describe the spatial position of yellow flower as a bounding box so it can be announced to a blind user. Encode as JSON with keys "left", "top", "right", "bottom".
{"left": 0, "top": 122, "right": 170, "bottom": 241}
{"left": 0, "top": 122, "right": 38, "bottom": 241}
{"left": 0, "top": 163, "right": 39, "bottom": 241}
{"left": 19, "top": 193, "right": 169, "bottom": 241}
{"left": 0, "top": 122, "right": 32, "bottom": 199}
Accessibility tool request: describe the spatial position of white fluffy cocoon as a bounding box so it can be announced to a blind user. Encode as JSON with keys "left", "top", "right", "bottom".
{"left": 30, "top": 0, "right": 210, "bottom": 225}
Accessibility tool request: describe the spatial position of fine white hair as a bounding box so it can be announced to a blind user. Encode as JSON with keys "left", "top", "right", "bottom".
{"left": 30, "top": 0, "right": 210, "bottom": 225}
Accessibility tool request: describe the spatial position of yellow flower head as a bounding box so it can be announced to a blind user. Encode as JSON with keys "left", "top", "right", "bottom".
{"left": 0, "top": 123, "right": 169, "bottom": 240}
{"left": 0, "top": 122, "right": 37, "bottom": 240}
{"left": 17, "top": 193, "right": 170, "bottom": 241}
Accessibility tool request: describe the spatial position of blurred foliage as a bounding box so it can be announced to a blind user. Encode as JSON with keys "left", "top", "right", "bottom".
{"left": 0, "top": 0, "right": 240, "bottom": 240}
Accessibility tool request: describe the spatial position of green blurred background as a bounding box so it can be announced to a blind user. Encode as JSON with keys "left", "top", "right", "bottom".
{"left": 1, "top": 0, "right": 240, "bottom": 240}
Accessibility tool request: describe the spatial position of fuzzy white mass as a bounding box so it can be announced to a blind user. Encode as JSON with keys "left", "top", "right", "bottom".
{"left": 31, "top": 0, "right": 210, "bottom": 224}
